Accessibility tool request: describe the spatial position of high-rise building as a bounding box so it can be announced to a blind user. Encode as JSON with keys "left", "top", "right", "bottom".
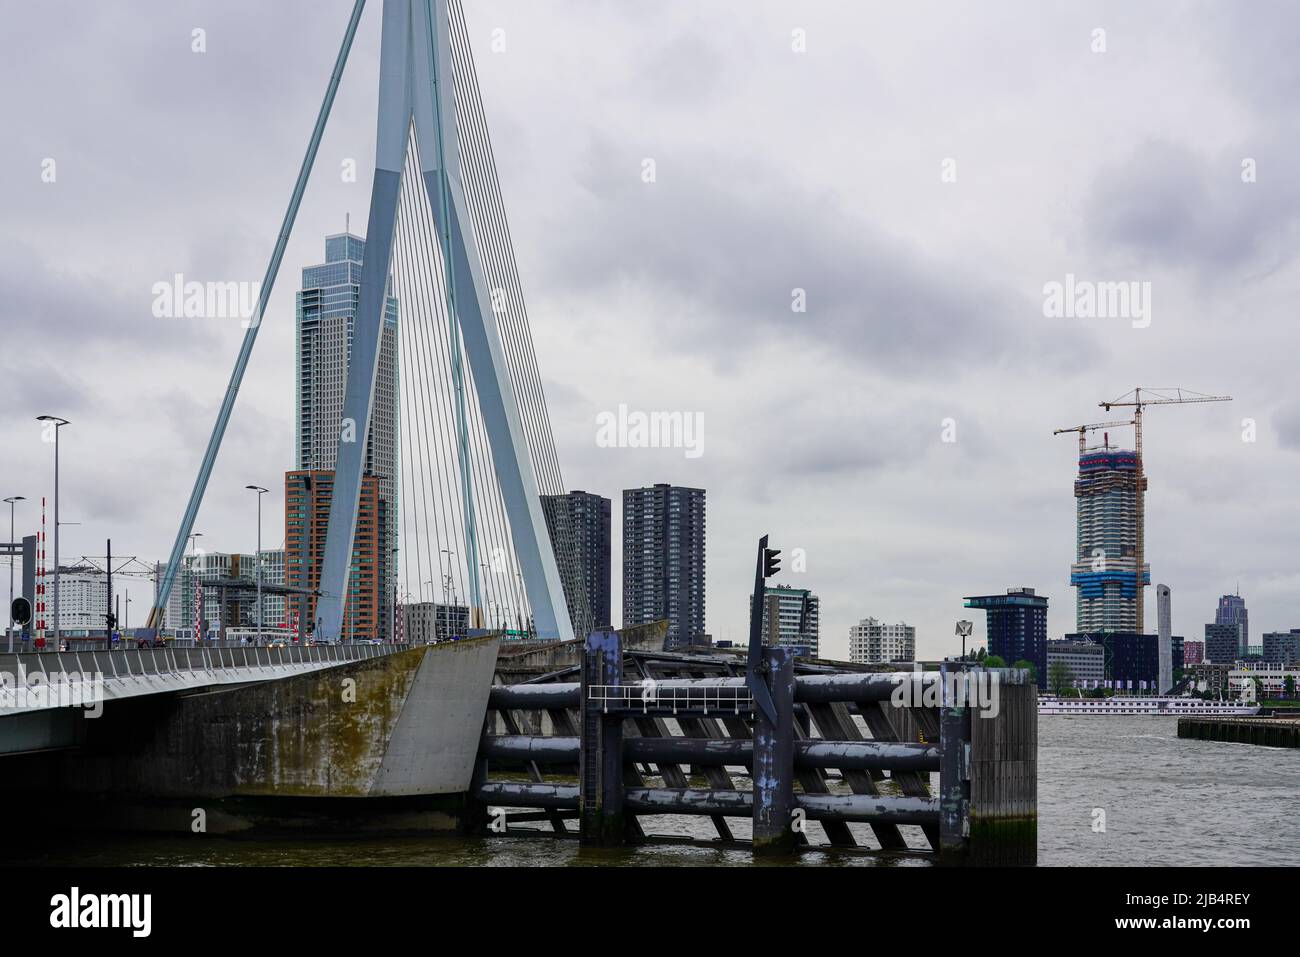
{"left": 542, "top": 490, "right": 611, "bottom": 633}
{"left": 848, "top": 617, "right": 914, "bottom": 664}
{"left": 1204, "top": 623, "right": 1239, "bottom": 665}
{"left": 1262, "top": 629, "right": 1300, "bottom": 666}
{"left": 1215, "top": 593, "right": 1248, "bottom": 656}
{"left": 622, "top": 484, "right": 705, "bottom": 649}
{"left": 285, "top": 470, "right": 388, "bottom": 641}
{"left": 1069, "top": 448, "right": 1149, "bottom": 632}
{"left": 752, "top": 584, "right": 820, "bottom": 657}
{"left": 1183, "top": 639, "right": 1204, "bottom": 665}
{"left": 52, "top": 567, "right": 109, "bottom": 633}
{"left": 296, "top": 232, "right": 399, "bottom": 639}
{"left": 964, "top": 587, "right": 1048, "bottom": 682}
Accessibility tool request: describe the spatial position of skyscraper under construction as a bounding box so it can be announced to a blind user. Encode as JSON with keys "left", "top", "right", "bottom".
{"left": 1070, "top": 447, "right": 1149, "bottom": 632}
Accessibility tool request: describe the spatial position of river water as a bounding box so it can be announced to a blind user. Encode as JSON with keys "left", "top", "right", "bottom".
{"left": 8, "top": 716, "right": 1298, "bottom": 867}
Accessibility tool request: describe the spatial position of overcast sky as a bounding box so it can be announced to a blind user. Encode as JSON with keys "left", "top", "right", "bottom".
{"left": 3, "top": 0, "right": 1299, "bottom": 657}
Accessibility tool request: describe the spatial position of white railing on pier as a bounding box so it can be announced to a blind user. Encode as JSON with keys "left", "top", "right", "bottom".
{"left": 587, "top": 683, "right": 754, "bottom": 715}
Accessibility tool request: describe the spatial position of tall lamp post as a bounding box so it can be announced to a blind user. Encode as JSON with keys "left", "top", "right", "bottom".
{"left": 389, "top": 546, "right": 399, "bottom": 643}
{"left": 5, "top": 495, "right": 25, "bottom": 652}
{"left": 245, "top": 485, "right": 268, "bottom": 642}
{"left": 36, "top": 416, "right": 69, "bottom": 647}
{"left": 187, "top": 532, "right": 203, "bottom": 641}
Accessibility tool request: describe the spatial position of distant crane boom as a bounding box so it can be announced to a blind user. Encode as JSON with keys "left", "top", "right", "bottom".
{"left": 1053, "top": 419, "right": 1135, "bottom": 453}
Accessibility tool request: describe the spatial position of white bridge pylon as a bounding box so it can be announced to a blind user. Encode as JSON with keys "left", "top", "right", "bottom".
{"left": 318, "top": 0, "right": 571, "bottom": 641}
{"left": 146, "top": 0, "right": 576, "bottom": 643}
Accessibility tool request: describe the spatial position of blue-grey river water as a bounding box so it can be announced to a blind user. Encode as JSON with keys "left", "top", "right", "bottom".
{"left": 7, "top": 716, "right": 1298, "bottom": 866}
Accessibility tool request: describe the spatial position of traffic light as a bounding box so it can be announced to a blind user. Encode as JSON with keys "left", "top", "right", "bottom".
{"left": 763, "top": 547, "right": 781, "bottom": 578}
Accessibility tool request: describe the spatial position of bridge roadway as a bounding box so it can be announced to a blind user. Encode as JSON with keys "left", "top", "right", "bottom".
{"left": 0, "top": 642, "right": 403, "bottom": 733}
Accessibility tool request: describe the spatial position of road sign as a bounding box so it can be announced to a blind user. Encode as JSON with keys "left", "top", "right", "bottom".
{"left": 11, "top": 596, "right": 32, "bottom": 627}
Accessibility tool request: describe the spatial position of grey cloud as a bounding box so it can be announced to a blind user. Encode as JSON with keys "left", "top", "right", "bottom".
{"left": 1274, "top": 404, "right": 1300, "bottom": 453}
{"left": 1082, "top": 139, "right": 1300, "bottom": 274}
{"left": 545, "top": 136, "right": 1102, "bottom": 377}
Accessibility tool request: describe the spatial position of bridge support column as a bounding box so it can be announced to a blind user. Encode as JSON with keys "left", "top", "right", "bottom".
{"left": 752, "top": 646, "right": 795, "bottom": 857}
{"left": 579, "top": 628, "right": 623, "bottom": 845}
{"left": 938, "top": 676, "right": 972, "bottom": 862}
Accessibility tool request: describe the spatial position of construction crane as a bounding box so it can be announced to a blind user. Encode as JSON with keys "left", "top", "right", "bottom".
{"left": 1053, "top": 419, "right": 1136, "bottom": 454}
{"left": 1098, "top": 387, "right": 1233, "bottom": 633}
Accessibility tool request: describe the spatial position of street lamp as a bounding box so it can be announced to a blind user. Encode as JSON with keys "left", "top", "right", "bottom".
{"left": 955, "top": 620, "right": 973, "bottom": 662}
{"left": 36, "top": 416, "right": 69, "bottom": 646}
{"left": 5, "top": 495, "right": 25, "bottom": 652}
{"left": 440, "top": 549, "right": 456, "bottom": 604}
{"left": 245, "top": 485, "right": 268, "bottom": 642}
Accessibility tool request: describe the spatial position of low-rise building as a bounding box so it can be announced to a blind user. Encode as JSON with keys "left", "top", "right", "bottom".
{"left": 403, "top": 601, "right": 471, "bottom": 644}
{"left": 1046, "top": 639, "right": 1104, "bottom": 688}
{"left": 1187, "top": 661, "right": 1232, "bottom": 695}
{"left": 1065, "top": 632, "right": 1184, "bottom": 687}
{"left": 1229, "top": 664, "right": 1300, "bottom": 699}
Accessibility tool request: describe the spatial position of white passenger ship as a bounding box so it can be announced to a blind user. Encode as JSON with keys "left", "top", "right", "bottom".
{"left": 1038, "top": 695, "right": 1260, "bottom": 716}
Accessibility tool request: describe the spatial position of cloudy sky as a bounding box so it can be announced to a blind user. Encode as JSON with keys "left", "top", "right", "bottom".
{"left": 3, "top": 0, "right": 1298, "bottom": 657}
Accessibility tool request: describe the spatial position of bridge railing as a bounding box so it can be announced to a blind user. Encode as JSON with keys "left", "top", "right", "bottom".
{"left": 0, "top": 642, "right": 407, "bottom": 696}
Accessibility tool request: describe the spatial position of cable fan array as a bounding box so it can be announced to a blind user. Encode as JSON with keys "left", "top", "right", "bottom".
{"left": 389, "top": 0, "right": 591, "bottom": 639}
